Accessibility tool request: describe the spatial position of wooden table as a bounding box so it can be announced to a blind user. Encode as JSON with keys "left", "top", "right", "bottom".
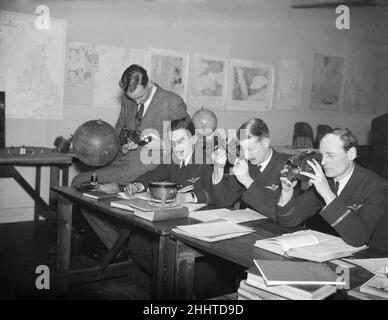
{"left": 51, "top": 186, "right": 195, "bottom": 299}
{"left": 0, "top": 147, "right": 73, "bottom": 221}
{"left": 171, "top": 219, "right": 382, "bottom": 300}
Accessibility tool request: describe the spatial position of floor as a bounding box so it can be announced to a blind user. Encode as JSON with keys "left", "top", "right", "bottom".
{"left": 0, "top": 220, "right": 151, "bottom": 300}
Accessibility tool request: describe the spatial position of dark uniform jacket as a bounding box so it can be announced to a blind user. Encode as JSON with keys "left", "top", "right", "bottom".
{"left": 276, "top": 164, "right": 388, "bottom": 250}
{"left": 213, "top": 149, "right": 290, "bottom": 220}
{"left": 134, "top": 145, "right": 216, "bottom": 204}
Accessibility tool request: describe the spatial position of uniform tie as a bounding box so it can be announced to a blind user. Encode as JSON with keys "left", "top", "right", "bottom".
{"left": 135, "top": 103, "right": 144, "bottom": 129}
{"left": 333, "top": 180, "right": 340, "bottom": 195}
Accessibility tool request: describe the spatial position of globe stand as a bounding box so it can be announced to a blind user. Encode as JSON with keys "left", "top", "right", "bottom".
{"left": 78, "top": 168, "right": 100, "bottom": 191}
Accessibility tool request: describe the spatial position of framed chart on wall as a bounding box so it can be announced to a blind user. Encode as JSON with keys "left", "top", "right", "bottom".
{"left": 227, "top": 58, "right": 275, "bottom": 111}
{"left": 147, "top": 48, "right": 189, "bottom": 100}
{"left": 189, "top": 53, "right": 228, "bottom": 110}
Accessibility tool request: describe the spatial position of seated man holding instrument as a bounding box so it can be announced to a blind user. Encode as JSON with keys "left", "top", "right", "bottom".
{"left": 212, "top": 118, "right": 290, "bottom": 220}
{"left": 101, "top": 118, "right": 237, "bottom": 298}
{"left": 276, "top": 128, "right": 388, "bottom": 250}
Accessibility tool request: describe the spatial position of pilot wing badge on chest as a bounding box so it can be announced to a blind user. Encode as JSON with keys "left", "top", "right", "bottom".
{"left": 187, "top": 177, "right": 200, "bottom": 184}
{"left": 346, "top": 203, "right": 364, "bottom": 212}
{"left": 265, "top": 184, "right": 279, "bottom": 191}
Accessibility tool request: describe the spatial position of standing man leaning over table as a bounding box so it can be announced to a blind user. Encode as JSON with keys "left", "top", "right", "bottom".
{"left": 212, "top": 118, "right": 290, "bottom": 220}
{"left": 276, "top": 128, "right": 388, "bottom": 251}
{"left": 71, "top": 64, "right": 189, "bottom": 250}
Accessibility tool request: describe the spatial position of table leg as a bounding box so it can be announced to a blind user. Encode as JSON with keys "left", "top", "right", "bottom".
{"left": 56, "top": 195, "right": 73, "bottom": 290}
{"left": 34, "top": 165, "right": 41, "bottom": 222}
{"left": 174, "top": 240, "right": 196, "bottom": 300}
{"left": 62, "top": 165, "right": 69, "bottom": 186}
{"left": 152, "top": 235, "right": 177, "bottom": 300}
{"left": 49, "top": 165, "right": 60, "bottom": 212}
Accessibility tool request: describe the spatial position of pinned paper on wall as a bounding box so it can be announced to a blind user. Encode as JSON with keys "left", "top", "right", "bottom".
{"left": 276, "top": 59, "right": 303, "bottom": 110}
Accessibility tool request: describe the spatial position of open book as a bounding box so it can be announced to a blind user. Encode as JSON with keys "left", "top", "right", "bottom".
{"left": 254, "top": 259, "right": 345, "bottom": 286}
{"left": 172, "top": 220, "right": 255, "bottom": 242}
{"left": 254, "top": 230, "right": 367, "bottom": 263}
{"left": 189, "top": 208, "right": 267, "bottom": 224}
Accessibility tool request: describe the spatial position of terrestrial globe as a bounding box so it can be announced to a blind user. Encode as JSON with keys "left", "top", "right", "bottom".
{"left": 72, "top": 119, "right": 120, "bottom": 167}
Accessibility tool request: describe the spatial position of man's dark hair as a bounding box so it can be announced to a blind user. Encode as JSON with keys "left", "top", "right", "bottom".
{"left": 119, "top": 64, "right": 149, "bottom": 93}
{"left": 328, "top": 128, "right": 358, "bottom": 151}
{"left": 238, "top": 118, "right": 270, "bottom": 141}
{"left": 171, "top": 118, "right": 195, "bottom": 136}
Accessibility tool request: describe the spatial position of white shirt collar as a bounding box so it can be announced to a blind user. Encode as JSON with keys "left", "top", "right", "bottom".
{"left": 180, "top": 150, "right": 194, "bottom": 168}
{"left": 257, "top": 148, "right": 273, "bottom": 172}
{"left": 140, "top": 82, "right": 157, "bottom": 116}
{"left": 334, "top": 163, "right": 355, "bottom": 195}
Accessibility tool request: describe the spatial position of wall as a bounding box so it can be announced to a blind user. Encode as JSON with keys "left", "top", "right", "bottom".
{"left": 0, "top": 0, "right": 387, "bottom": 222}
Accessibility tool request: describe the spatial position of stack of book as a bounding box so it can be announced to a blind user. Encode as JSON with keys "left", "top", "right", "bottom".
{"left": 237, "top": 260, "right": 342, "bottom": 300}
{"left": 111, "top": 198, "right": 189, "bottom": 222}
{"left": 348, "top": 266, "right": 388, "bottom": 300}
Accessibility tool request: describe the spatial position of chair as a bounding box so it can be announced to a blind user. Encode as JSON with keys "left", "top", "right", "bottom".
{"left": 292, "top": 122, "right": 314, "bottom": 148}
{"left": 369, "top": 113, "right": 388, "bottom": 181}
{"left": 314, "top": 124, "right": 332, "bottom": 148}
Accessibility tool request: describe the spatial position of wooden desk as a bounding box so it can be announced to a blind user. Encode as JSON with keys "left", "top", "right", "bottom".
{"left": 51, "top": 186, "right": 193, "bottom": 299}
{"left": 0, "top": 147, "right": 72, "bottom": 221}
{"left": 171, "top": 219, "right": 381, "bottom": 300}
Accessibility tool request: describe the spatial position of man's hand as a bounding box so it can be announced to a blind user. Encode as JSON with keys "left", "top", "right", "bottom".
{"left": 124, "top": 183, "right": 143, "bottom": 196}
{"left": 120, "top": 140, "right": 138, "bottom": 154}
{"left": 211, "top": 148, "right": 227, "bottom": 184}
{"left": 300, "top": 159, "right": 336, "bottom": 205}
{"left": 142, "top": 133, "right": 165, "bottom": 152}
{"left": 97, "top": 183, "right": 120, "bottom": 194}
{"left": 232, "top": 159, "right": 253, "bottom": 189}
{"left": 176, "top": 192, "right": 195, "bottom": 204}
{"left": 277, "top": 167, "right": 298, "bottom": 207}
{"left": 212, "top": 148, "right": 227, "bottom": 168}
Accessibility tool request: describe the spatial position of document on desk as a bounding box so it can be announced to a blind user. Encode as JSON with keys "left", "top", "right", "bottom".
{"left": 172, "top": 220, "right": 255, "bottom": 242}
{"left": 189, "top": 208, "right": 267, "bottom": 224}
{"left": 254, "top": 230, "right": 367, "bottom": 263}
{"left": 343, "top": 258, "right": 388, "bottom": 275}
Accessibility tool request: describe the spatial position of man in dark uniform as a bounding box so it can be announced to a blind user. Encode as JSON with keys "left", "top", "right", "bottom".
{"left": 212, "top": 118, "right": 290, "bottom": 220}
{"left": 276, "top": 128, "right": 388, "bottom": 251}
{"left": 119, "top": 118, "right": 236, "bottom": 298}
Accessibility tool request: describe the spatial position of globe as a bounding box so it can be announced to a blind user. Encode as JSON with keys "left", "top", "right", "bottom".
{"left": 192, "top": 107, "right": 217, "bottom": 137}
{"left": 72, "top": 119, "right": 120, "bottom": 167}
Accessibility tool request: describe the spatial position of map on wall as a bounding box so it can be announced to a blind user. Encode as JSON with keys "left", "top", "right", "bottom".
{"left": 228, "top": 58, "right": 274, "bottom": 111}
{"left": 0, "top": 10, "right": 66, "bottom": 119}
{"left": 189, "top": 54, "right": 228, "bottom": 109}
{"left": 310, "top": 53, "right": 344, "bottom": 111}
{"left": 147, "top": 48, "right": 189, "bottom": 100}
{"left": 342, "top": 59, "right": 379, "bottom": 114}
{"left": 65, "top": 41, "right": 97, "bottom": 87}
{"left": 276, "top": 59, "right": 303, "bottom": 110}
{"left": 93, "top": 45, "right": 147, "bottom": 108}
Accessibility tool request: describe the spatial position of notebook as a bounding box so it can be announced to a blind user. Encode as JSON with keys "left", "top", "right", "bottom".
{"left": 254, "top": 229, "right": 367, "bottom": 263}
{"left": 189, "top": 208, "right": 267, "bottom": 224}
{"left": 245, "top": 267, "right": 337, "bottom": 300}
{"left": 172, "top": 220, "right": 255, "bottom": 242}
{"left": 359, "top": 268, "right": 388, "bottom": 299}
{"left": 111, "top": 198, "right": 189, "bottom": 222}
{"left": 253, "top": 259, "right": 345, "bottom": 286}
{"left": 238, "top": 280, "right": 287, "bottom": 300}
{"left": 82, "top": 190, "right": 118, "bottom": 200}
